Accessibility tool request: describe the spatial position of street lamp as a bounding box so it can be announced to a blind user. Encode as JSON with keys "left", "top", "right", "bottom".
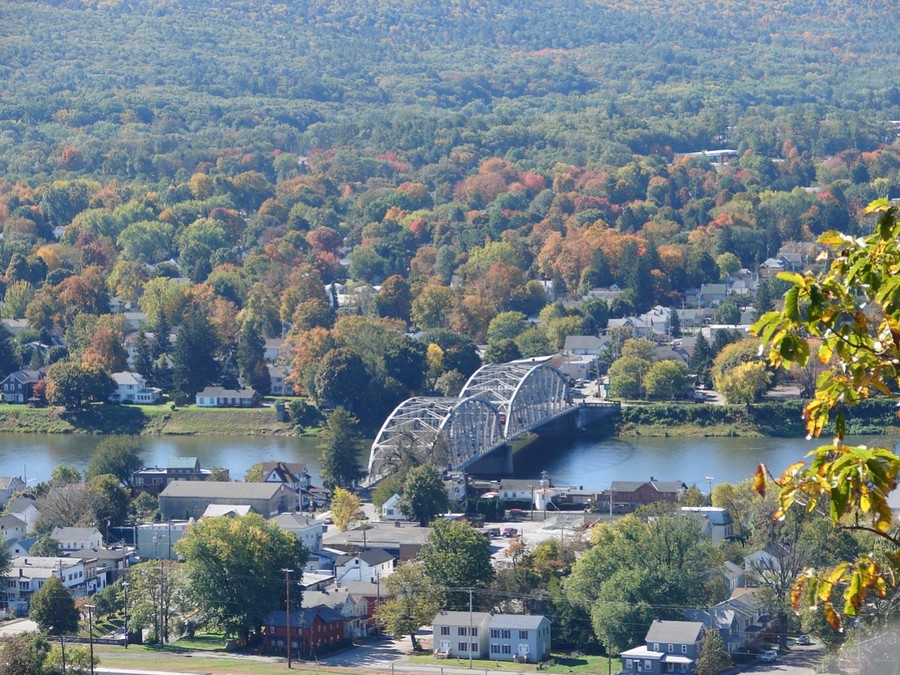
{"left": 705, "top": 476, "right": 714, "bottom": 499}
{"left": 85, "top": 604, "right": 96, "bottom": 675}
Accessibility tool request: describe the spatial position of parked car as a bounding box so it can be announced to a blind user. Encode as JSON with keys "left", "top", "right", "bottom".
{"left": 501, "top": 527, "right": 518, "bottom": 537}
{"left": 796, "top": 634, "right": 811, "bottom": 645}
{"left": 761, "top": 649, "right": 778, "bottom": 662}
{"left": 486, "top": 527, "right": 501, "bottom": 537}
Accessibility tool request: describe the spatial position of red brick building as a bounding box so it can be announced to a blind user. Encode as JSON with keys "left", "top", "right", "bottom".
{"left": 610, "top": 478, "right": 687, "bottom": 513}
{"left": 263, "top": 606, "right": 347, "bottom": 658}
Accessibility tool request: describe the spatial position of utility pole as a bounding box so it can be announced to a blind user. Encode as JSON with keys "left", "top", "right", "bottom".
{"left": 468, "top": 588, "right": 474, "bottom": 670}
{"left": 283, "top": 568, "right": 294, "bottom": 669}
{"left": 85, "top": 603, "right": 96, "bottom": 675}
{"left": 123, "top": 579, "right": 129, "bottom": 648}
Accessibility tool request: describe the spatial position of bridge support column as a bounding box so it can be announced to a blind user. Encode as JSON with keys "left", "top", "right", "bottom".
{"left": 465, "top": 444, "right": 513, "bottom": 476}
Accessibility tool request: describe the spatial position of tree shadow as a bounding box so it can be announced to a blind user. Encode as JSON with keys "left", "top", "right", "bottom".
{"left": 61, "top": 405, "right": 149, "bottom": 434}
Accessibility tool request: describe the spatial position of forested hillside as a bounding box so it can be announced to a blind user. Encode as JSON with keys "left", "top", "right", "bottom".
{"left": 0, "top": 0, "right": 897, "bottom": 420}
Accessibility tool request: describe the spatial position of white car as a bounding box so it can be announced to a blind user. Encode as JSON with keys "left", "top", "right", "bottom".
{"left": 761, "top": 649, "right": 778, "bottom": 663}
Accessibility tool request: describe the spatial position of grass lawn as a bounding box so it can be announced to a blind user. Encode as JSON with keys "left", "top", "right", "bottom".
{"left": 408, "top": 653, "right": 618, "bottom": 673}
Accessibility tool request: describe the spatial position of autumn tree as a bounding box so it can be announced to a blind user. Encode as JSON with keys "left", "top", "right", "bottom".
{"left": 753, "top": 199, "right": 900, "bottom": 664}
{"left": 44, "top": 360, "right": 115, "bottom": 411}
{"left": 330, "top": 487, "right": 364, "bottom": 532}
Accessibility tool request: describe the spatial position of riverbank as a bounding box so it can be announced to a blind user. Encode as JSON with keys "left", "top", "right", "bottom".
{"left": 614, "top": 399, "right": 900, "bottom": 439}
{"left": 0, "top": 403, "right": 299, "bottom": 436}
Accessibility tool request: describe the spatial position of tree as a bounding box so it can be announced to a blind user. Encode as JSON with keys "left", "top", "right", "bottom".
{"left": 30, "top": 575, "right": 80, "bottom": 635}
{"left": 318, "top": 407, "right": 364, "bottom": 489}
{"left": 419, "top": 519, "right": 494, "bottom": 609}
{"left": 608, "top": 355, "right": 651, "bottom": 399}
{"left": 696, "top": 629, "right": 732, "bottom": 675}
{"left": 171, "top": 304, "right": 218, "bottom": 402}
{"left": 29, "top": 535, "right": 61, "bottom": 557}
{"left": 124, "top": 560, "right": 187, "bottom": 643}
{"left": 86, "top": 435, "right": 144, "bottom": 487}
{"left": 566, "top": 514, "right": 723, "bottom": 654}
{"left": 51, "top": 464, "right": 81, "bottom": 486}
{"left": 243, "top": 462, "right": 264, "bottom": 482}
{"left": 715, "top": 361, "right": 772, "bottom": 404}
{"left": 236, "top": 319, "right": 270, "bottom": 394}
{"left": 713, "top": 297, "right": 741, "bottom": 324}
{"left": 175, "top": 513, "right": 308, "bottom": 644}
{"left": 330, "top": 487, "right": 364, "bottom": 532}
{"left": 374, "top": 274, "right": 412, "bottom": 322}
{"left": 372, "top": 476, "right": 402, "bottom": 509}
{"left": 88, "top": 474, "right": 130, "bottom": 528}
{"left": 44, "top": 360, "right": 115, "bottom": 411}
{"left": 398, "top": 465, "right": 449, "bottom": 526}
{"left": 751, "top": 200, "right": 900, "bottom": 650}
{"left": 375, "top": 562, "right": 445, "bottom": 650}
{"left": 620, "top": 338, "right": 656, "bottom": 362}
{"left": 0, "top": 634, "right": 51, "bottom": 675}
{"left": 689, "top": 332, "right": 713, "bottom": 386}
{"left": 313, "top": 348, "right": 368, "bottom": 410}
{"left": 643, "top": 360, "right": 691, "bottom": 400}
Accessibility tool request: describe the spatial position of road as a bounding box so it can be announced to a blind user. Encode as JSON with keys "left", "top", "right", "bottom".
{"left": 734, "top": 642, "right": 823, "bottom": 675}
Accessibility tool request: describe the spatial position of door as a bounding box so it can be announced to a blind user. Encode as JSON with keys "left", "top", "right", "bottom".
{"left": 517, "top": 643, "right": 529, "bottom": 661}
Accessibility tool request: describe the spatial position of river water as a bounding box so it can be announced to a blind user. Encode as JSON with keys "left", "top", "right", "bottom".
{"left": 2, "top": 431, "right": 891, "bottom": 491}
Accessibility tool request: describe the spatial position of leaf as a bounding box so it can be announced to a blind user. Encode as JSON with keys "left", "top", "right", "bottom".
{"left": 753, "top": 464, "right": 766, "bottom": 497}
{"left": 823, "top": 601, "right": 842, "bottom": 632}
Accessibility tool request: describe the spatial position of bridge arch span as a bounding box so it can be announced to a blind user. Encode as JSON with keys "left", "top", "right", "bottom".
{"left": 459, "top": 362, "right": 570, "bottom": 438}
{"left": 367, "top": 395, "right": 504, "bottom": 480}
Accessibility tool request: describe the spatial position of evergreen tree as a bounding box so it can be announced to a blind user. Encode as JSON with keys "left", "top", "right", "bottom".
{"left": 236, "top": 320, "right": 270, "bottom": 394}
{"left": 696, "top": 628, "right": 732, "bottom": 675}
{"left": 753, "top": 279, "right": 774, "bottom": 320}
{"left": 171, "top": 305, "right": 218, "bottom": 402}
{"left": 670, "top": 308, "right": 681, "bottom": 338}
{"left": 134, "top": 329, "right": 154, "bottom": 382}
{"left": 689, "top": 333, "right": 713, "bottom": 386}
{"left": 151, "top": 310, "right": 171, "bottom": 359}
{"left": 318, "top": 407, "right": 364, "bottom": 489}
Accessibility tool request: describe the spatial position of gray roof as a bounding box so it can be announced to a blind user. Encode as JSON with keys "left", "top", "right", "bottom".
{"left": 564, "top": 335, "right": 604, "bottom": 351}
{"left": 197, "top": 386, "right": 258, "bottom": 398}
{"left": 336, "top": 548, "right": 394, "bottom": 567}
{"left": 680, "top": 507, "right": 732, "bottom": 525}
{"left": 489, "top": 614, "right": 549, "bottom": 630}
{"left": 499, "top": 479, "right": 541, "bottom": 491}
{"left": 51, "top": 526, "right": 101, "bottom": 541}
{"left": 168, "top": 457, "right": 201, "bottom": 470}
{"left": 433, "top": 610, "right": 492, "bottom": 625}
{"left": 160, "top": 481, "right": 285, "bottom": 500}
{"left": 611, "top": 480, "right": 686, "bottom": 494}
{"left": 6, "top": 496, "right": 36, "bottom": 514}
{"left": 270, "top": 513, "right": 320, "bottom": 530}
{"left": 645, "top": 620, "right": 704, "bottom": 645}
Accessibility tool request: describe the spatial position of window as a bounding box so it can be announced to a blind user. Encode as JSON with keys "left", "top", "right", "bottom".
{"left": 654, "top": 643, "right": 659, "bottom": 651}
{"left": 490, "top": 644, "right": 500, "bottom": 654}
{"left": 668, "top": 644, "right": 673, "bottom": 652}
{"left": 502, "top": 645, "right": 511, "bottom": 654}
{"left": 470, "top": 642, "right": 477, "bottom": 653}
{"left": 502, "top": 629, "right": 511, "bottom": 639}
{"left": 458, "top": 627, "right": 467, "bottom": 636}
{"left": 458, "top": 642, "right": 467, "bottom": 652}
{"left": 644, "top": 660, "right": 652, "bottom": 670}
{"left": 681, "top": 645, "right": 687, "bottom": 654}
{"left": 490, "top": 629, "right": 500, "bottom": 638}
{"left": 519, "top": 630, "right": 528, "bottom": 639}
{"left": 625, "top": 659, "right": 632, "bottom": 669}
{"left": 440, "top": 626, "right": 450, "bottom": 636}
{"left": 471, "top": 628, "right": 478, "bottom": 637}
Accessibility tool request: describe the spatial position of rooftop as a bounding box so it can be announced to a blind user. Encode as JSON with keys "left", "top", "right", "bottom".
{"left": 160, "top": 481, "right": 286, "bottom": 500}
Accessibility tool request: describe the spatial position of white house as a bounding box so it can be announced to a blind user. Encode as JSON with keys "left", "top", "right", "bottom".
{"left": 334, "top": 548, "right": 395, "bottom": 584}
{"left": 270, "top": 512, "right": 325, "bottom": 552}
{"left": 50, "top": 526, "right": 103, "bottom": 551}
{"left": 6, "top": 497, "right": 39, "bottom": 535}
{"left": 267, "top": 364, "right": 294, "bottom": 396}
{"left": 433, "top": 611, "right": 552, "bottom": 663}
{"left": 679, "top": 507, "right": 734, "bottom": 541}
{"left": 0, "top": 476, "right": 25, "bottom": 507}
{"left": 195, "top": 386, "right": 259, "bottom": 407}
{"left": 4, "top": 557, "right": 86, "bottom": 611}
{"left": 380, "top": 493, "right": 404, "bottom": 521}
{"left": 109, "top": 371, "right": 162, "bottom": 404}
{"left": 0, "top": 514, "right": 26, "bottom": 543}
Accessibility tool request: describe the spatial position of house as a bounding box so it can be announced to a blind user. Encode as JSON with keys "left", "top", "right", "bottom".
{"left": 0, "top": 369, "right": 43, "bottom": 403}
{"left": 744, "top": 544, "right": 786, "bottom": 581}
{"left": 159, "top": 480, "right": 294, "bottom": 520}
{"left": 8, "top": 537, "right": 37, "bottom": 556}
{"left": 563, "top": 335, "right": 605, "bottom": 356}
{"left": 0, "top": 319, "right": 29, "bottom": 336}
{"left": 723, "top": 560, "right": 746, "bottom": 593}
{"left": 0, "top": 476, "right": 26, "bottom": 507}
{"left": 620, "top": 620, "right": 705, "bottom": 674}
{"left": 269, "top": 512, "right": 325, "bottom": 552}
{"left": 133, "top": 457, "right": 211, "bottom": 497}
{"left": 334, "top": 548, "right": 394, "bottom": 585}
{"left": 4, "top": 557, "right": 87, "bottom": 611}
{"left": 267, "top": 365, "right": 294, "bottom": 396}
{"left": 66, "top": 547, "right": 133, "bottom": 591}
{"left": 6, "top": 497, "right": 39, "bottom": 534}
{"left": 109, "top": 371, "right": 162, "bottom": 404}
{"left": 264, "top": 338, "right": 287, "bottom": 363}
{"left": 0, "top": 514, "right": 26, "bottom": 543}
{"left": 685, "top": 590, "right": 769, "bottom": 654}
{"left": 262, "top": 606, "right": 347, "bottom": 658}
{"left": 338, "top": 580, "right": 389, "bottom": 624}
{"left": 380, "top": 493, "right": 404, "bottom": 521}
{"left": 488, "top": 614, "right": 552, "bottom": 663}
{"left": 679, "top": 507, "right": 734, "bottom": 541}
{"left": 610, "top": 478, "right": 687, "bottom": 513}
{"left": 195, "top": 386, "right": 259, "bottom": 407}
{"left": 499, "top": 479, "right": 539, "bottom": 502}
{"left": 50, "top": 526, "right": 103, "bottom": 551}
{"left": 433, "top": 612, "right": 552, "bottom": 663}
{"left": 260, "top": 461, "right": 311, "bottom": 495}
{"left": 302, "top": 588, "right": 369, "bottom": 638}
{"left": 433, "top": 611, "right": 491, "bottom": 659}
{"left": 324, "top": 521, "right": 431, "bottom": 560}
{"left": 134, "top": 521, "right": 190, "bottom": 560}
{"left": 758, "top": 257, "right": 785, "bottom": 279}
{"left": 698, "top": 283, "right": 728, "bottom": 307}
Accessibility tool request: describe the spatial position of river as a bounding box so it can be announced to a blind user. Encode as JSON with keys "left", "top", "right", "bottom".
{"left": 1, "top": 431, "right": 892, "bottom": 491}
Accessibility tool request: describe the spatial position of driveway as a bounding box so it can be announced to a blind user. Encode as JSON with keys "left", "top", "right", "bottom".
{"left": 736, "top": 642, "right": 823, "bottom": 675}
{"left": 0, "top": 618, "right": 37, "bottom": 636}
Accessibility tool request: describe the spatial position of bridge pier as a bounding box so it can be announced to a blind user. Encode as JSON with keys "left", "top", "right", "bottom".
{"left": 465, "top": 444, "right": 513, "bottom": 476}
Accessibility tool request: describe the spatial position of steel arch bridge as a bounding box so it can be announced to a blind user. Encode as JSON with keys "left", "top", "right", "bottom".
{"left": 367, "top": 362, "right": 572, "bottom": 479}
